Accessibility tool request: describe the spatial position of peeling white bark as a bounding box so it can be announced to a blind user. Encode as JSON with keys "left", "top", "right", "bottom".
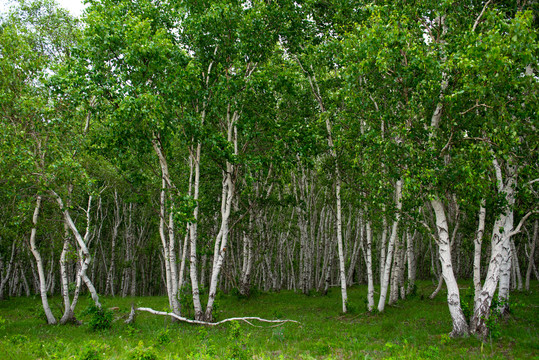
{"left": 470, "top": 159, "right": 516, "bottom": 337}
{"left": 431, "top": 198, "right": 468, "bottom": 337}
{"left": 473, "top": 200, "right": 486, "bottom": 303}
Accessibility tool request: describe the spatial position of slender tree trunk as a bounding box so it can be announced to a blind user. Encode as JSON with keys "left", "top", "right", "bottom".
{"left": 0, "top": 241, "right": 16, "bottom": 300}
{"left": 366, "top": 219, "right": 375, "bottom": 311}
{"left": 389, "top": 232, "right": 403, "bottom": 305}
{"left": 59, "top": 223, "right": 74, "bottom": 324}
{"left": 378, "top": 180, "right": 403, "bottom": 312}
{"left": 152, "top": 138, "right": 181, "bottom": 315}
{"left": 406, "top": 231, "right": 416, "bottom": 295}
{"left": 240, "top": 214, "right": 254, "bottom": 296}
{"left": 510, "top": 239, "right": 523, "bottom": 291}
{"left": 106, "top": 190, "right": 121, "bottom": 296}
{"left": 205, "top": 108, "right": 239, "bottom": 321}
{"left": 473, "top": 200, "right": 486, "bottom": 303}
{"left": 380, "top": 213, "right": 388, "bottom": 284}
{"left": 525, "top": 220, "right": 538, "bottom": 291}
{"left": 28, "top": 195, "right": 57, "bottom": 324}
{"left": 430, "top": 274, "right": 444, "bottom": 299}
{"left": 189, "top": 142, "right": 203, "bottom": 319}
{"left": 52, "top": 191, "right": 101, "bottom": 309}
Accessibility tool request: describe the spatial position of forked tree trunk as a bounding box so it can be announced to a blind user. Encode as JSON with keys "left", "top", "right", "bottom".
{"left": 53, "top": 191, "right": 101, "bottom": 310}
{"left": 378, "top": 180, "right": 402, "bottom": 312}
{"left": 152, "top": 137, "right": 181, "bottom": 316}
{"left": 470, "top": 160, "right": 516, "bottom": 337}
{"left": 205, "top": 108, "right": 239, "bottom": 321}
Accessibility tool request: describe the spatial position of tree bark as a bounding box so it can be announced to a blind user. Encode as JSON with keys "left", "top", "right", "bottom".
{"left": 0, "top": 241, "right": 16, "bottom": 300}
{"left": 28, "top": 195, "right": 57, "bottom": 324}
{"left": 525, "top": 220, "right": 538, "bottom": 291}
{"left": 431, "top": 197, "right": 469, "bottom": 337}
{"left": 473, "top": 200, "right": 486, "bottom": 303}
{"left": 205, "top": 108, "right": 239, "bottom": 321}
{"left": 470, "top": 159, "right": 517, "bottom": 337}
{"left": 365, "top": 219, "right": 375, "bottom": 311}
{"left": 378, "top": 180, "right": 402, "bottom": 312}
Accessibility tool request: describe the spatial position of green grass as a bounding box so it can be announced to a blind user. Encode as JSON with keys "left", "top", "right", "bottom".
{"left": 0, "top": 281, "right": 537, "bottom": 359}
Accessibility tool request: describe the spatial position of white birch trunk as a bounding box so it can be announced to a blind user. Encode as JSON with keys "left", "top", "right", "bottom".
{"left": 470, "top": 159, "right": 516, "bottom": 337}
{"left": 497, "top": 207, "right": 514, "bottom": 314}
{"left": 431, "top": 198, "right": 469, "bottom": 337}
{"left": 28, "top": 195, "right": 57, "bottom": 324}
{"left": 406, "top": 231, "right": 416, "bottom": 295}
{"left": 389, "top": 233, "right": 403, "bottom": 305}
{"left": 52, "top": 192, "right": 101, "bottom": 309}
{"left": 525, "top": 220, "right": 538, "bottom": 291}
{"left": 189, "top": 142, "right": 203, "bottom": 319}
{"left": 335, "top": 172, "right": 348, "bottom": 313}
{"left": 365, "top": 219, "right": 375, "bottom": 311}
{"left": 59, "top": 225, "right": 73, "bottom": 324}
{"left": 0, "top": 241, "right": 16, "bottom": 300}
{"left": 152, "top": 138, "right": 181, "bottom": 315}
{"left": 205, "top": 108, "right": 239, "bottom": 321}
{"left": 473, "top": 200, "right": 486, "bottom": 303}
{"left": 510, "top": 239, "right": 522, "bottom": 291}
{"left": 377, "top": 180, "right": 402, "bottom": 312}
{"left": 380, "top": 214, "right": 387, "bottom": 284}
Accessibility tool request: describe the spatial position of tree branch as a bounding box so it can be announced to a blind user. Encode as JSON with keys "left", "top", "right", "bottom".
{"left": 472, "top": 0, "right": 492, "bottom": 32}
{"left": 128, "top": 307, "right": 299, "bottom": 327}
{"left": 509, "top": 211, "right": 538, "bottom": 237}
{"left": 459, "top": 101, "right": 492, "bottom": 115}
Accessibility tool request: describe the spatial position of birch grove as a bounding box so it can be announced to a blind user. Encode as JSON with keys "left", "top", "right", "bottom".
{"left": 0, "top": 0, "right": 537, "bottom": 340}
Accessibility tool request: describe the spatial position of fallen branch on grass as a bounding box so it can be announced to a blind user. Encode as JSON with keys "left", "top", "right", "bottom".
{"left": 125, "top": 305, "right": 299, "bottom": 327}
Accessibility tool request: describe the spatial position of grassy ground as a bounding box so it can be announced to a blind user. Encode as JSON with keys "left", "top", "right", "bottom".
{"left": 0, "top": 281, "right": 537, "bottom": 359}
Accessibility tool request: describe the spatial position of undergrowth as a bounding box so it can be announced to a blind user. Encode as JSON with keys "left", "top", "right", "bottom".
{"left": 0, "top": 281, "right": 537, "bottom": 359}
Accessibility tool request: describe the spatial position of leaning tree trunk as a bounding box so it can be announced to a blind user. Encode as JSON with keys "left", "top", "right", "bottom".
{"left": 53, "top": 191, "right": 101, "bottom": 310}
{"left": 28, "top": 195, "right": 57, "bottom": 324}
{"left": 152, "top": 137, "right": 181, "bottom": 316}
{"left": 470, "top": 159, "right": 517, "bottom": 337}
{"left": 205, "top": 107, "right": 239, "bottom": 321}
{"left": 431, "top": 197, "right": 469, "bottom": 337}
